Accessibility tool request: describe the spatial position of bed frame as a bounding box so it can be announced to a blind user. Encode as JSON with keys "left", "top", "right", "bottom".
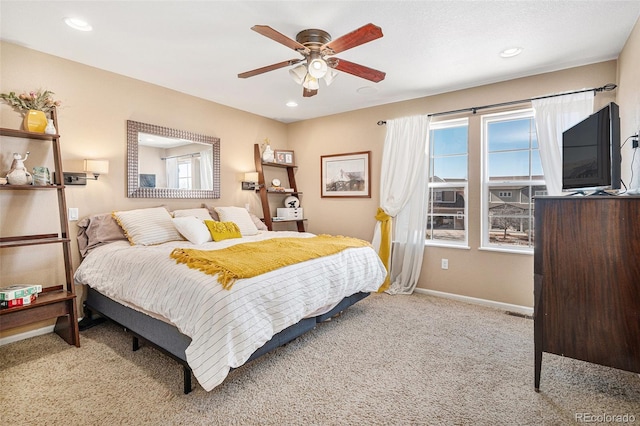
{"left": 81, "top": 287, "right": 369, "bottom": 394}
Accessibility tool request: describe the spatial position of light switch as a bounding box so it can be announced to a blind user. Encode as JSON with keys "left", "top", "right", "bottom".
{"left": 68, "top": 208, "right": 79, "bottom": 221}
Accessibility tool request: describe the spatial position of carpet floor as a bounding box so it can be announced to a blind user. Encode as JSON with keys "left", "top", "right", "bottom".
{"left": 1, "top": 293, "right": 638, "bottom": 425}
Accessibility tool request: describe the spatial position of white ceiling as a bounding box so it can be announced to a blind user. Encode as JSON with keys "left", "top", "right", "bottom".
{"left": 1, "top": 1, "right": 639, "bottom": 123}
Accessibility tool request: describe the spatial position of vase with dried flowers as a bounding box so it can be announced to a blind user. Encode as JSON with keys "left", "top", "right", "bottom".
{"left": 0, "top": 89, "right": 61, "bottom": 133}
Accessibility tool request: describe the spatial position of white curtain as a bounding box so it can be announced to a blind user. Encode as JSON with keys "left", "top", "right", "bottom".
{"left": 372, "top": 115, "right": 430, "bottom": 294}
{"left": 166, "top": 157, "right": 178, "bottom": 188}
{"left": 532, "top": 92, "right": 594, "bottom": 195}
{"left": 200, "top": 149, "right": 213, "bottom": 190}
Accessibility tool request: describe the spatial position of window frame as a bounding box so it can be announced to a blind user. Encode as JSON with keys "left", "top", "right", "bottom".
{"left": 480, "top": 109, "right": 545, "bottom": 254}
{"left": 426, "top": 117, "right": 469, "bottom": 249}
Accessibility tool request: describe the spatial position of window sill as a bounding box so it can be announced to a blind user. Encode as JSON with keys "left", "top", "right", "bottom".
{"left": 478, "top": 246, "right": 533, "bottom": 255}
{"left": 425, "top": 242, "right": 471, "bottom": 250}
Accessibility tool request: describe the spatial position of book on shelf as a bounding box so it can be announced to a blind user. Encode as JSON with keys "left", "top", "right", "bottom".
{"left": 0, "top": 284, "right": 43, "bottom": 301}
{"left": 0, "top": 293, "right": 37, "bottom": 309}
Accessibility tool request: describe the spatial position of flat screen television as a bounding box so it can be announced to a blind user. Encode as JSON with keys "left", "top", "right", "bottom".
{"left": 562, "top": 102, "right": 620, "bottom": 192}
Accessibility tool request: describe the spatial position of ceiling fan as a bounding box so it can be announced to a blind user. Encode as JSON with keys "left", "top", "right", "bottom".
{"left": 238, "top": 23, "right": 385, "bottom": 98}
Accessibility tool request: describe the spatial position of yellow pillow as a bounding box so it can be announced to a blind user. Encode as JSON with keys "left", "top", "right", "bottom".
{"left": 204, "top": 220, "right": 242, "bottom": 242}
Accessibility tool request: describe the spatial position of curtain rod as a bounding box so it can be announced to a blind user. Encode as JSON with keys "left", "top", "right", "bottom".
{"left": 376, "top": 83, "right": 617, "bottom": 125}
{"left": 161, "top": 152, "right": 200, "bottom": 160}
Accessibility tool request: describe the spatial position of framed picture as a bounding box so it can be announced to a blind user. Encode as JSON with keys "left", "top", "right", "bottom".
{"left": 321, "top": 151, "right": 371, "bottom": 198}
{"left": 274, "top": 150, "right": 295, "bottom": 165}
{"left": 139, "top": 173, "right": 156, "bottom": 188}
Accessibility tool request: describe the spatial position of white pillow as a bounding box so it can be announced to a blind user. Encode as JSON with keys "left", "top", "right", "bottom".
{"left": 249, "top": 212, "right": 268, "bottom": 231}
{"left": 112, "top": 207, "right": 183, "bottom": 246}
{"left": 173, "top": 208, "right": 213, "bottom": 221}
{"left": 214, "top": 206, "right": 259, "bottom": 236}
{"left": 172, "top": 216, "right": 212, "bottom": 245}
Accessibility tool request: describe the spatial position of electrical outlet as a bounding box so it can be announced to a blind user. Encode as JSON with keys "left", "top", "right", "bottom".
{"left": 441, "top": 259, "right": 449, "bottom": 270}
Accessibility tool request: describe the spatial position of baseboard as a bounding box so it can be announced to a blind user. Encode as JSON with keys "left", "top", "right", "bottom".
{"left": 0, "top": 324, "right": 55, "bottom": 346}
{"left": 0, "top": 316, "right": 85, "bottom": 347}
{"left": 413, "top": 288, "right": 534, "bottom": 317}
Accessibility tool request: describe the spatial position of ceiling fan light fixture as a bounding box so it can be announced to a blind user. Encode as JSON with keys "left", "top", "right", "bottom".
{"left": 308, "top": 58, "right": 328, "bottom": 78}
{"left": 323, "top": 68, "right": 338, "bottom": 86}
{"left": 303, "top": 74, "right": 319, "bottom": 90}
{"left": 289, "top": 64, "right": 307, "bottom": 85}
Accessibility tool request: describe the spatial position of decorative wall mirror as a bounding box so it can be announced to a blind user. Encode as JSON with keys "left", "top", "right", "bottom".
{"left": 126, "top": 120, "right": 220, "bottom": 198}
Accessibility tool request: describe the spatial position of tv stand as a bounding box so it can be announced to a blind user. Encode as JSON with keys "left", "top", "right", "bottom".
{"left": 534, "top": 196, "right": 640, "bottom": 391}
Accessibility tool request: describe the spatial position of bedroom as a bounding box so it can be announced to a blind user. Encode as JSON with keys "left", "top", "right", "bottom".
{"left": 1, "top": 1, "right": 639, "bottom": 423}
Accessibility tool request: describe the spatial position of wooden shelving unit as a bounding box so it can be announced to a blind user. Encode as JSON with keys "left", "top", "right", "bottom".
{"left": 254, "top": 143, "right": 306, "bottom": 232}
{"left": 0, "top": 109, "right": 80, "bottom": 347}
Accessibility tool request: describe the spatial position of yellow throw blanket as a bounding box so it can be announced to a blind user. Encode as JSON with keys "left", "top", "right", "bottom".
{"left": 170, "top": 235, "right": 372, "bottom": 290}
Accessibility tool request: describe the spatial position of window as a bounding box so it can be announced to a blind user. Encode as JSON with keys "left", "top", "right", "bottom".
{"left": 177, "top": 157, "right": 193, "bottom": 190}
{"left": 481, "top": 109, "right": 546, "bottom": 251}
{"left": 427, "top": 118, "right": 468, "bottom": 246}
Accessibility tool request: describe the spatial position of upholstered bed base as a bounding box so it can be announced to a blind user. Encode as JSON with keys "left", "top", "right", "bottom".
{"left": 82, "top": 287, "right": 369, "bottom": 393}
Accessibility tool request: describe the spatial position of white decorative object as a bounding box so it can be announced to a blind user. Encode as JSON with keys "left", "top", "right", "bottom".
{"left": 262, "top": 144, "right": 275, "bottom": 163}
{"left": 6, "top": 152, "right": 32, "bottom": 185}
{"left": 44, "top": 119, "right": 57, "bottom": 135}
{"left": 284, "top": 195, "right": 300, "bottom": 208}
{"left": 277, "top": 208, "right": 303, "bottom": 220}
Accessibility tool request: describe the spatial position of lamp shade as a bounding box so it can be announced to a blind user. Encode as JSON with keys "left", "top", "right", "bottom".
{"left": 323, "top": 68, "right": 338, "bottom": 86}
{"left": 308, "top": 58, "right": 328, "bottom": 79}
{"left": 289, "top": 64, "right": 307, "bottom": 85}
{"left": 84, "top": 159, "right": 109, "bottom": 174}
{"left": 244, "top": 172, "right": 259, "bottom": 182}
{"left": 302, "top": 74, "right": 319, "bottom": 90}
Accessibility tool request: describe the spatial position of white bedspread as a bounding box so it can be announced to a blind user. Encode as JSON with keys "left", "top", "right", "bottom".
{"left": 74, "top": 231, "right": 386, "bottom": 391}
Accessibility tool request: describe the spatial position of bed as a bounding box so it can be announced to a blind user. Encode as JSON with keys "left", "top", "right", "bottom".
{"left": 74, "top": 207, "right": 386, "bottom": 393}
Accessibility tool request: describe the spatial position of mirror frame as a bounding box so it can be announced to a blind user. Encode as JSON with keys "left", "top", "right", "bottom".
{"left": 126, "top": 120, "right": 220, "bottom": 198}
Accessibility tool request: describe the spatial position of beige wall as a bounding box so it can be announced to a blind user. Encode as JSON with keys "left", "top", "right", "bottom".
{"left": 1, "top": 19, "right": 638, "bottom": 338}
{"left": 618, "top": 17, "right": 640, "bottom": 190}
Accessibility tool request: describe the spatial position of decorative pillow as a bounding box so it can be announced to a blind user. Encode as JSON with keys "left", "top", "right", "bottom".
{"left": 112, "top": 207, "right": 183, "bottom": 246}
{"left": 204, "top": 220, "right": 242, "bottom": 242}
{"left": 173, "top": 208, "right": 213, "bottom": 221}
{"left": 214, "top": 206, "right": 259, "bottom": 236}
{"left": 201, "top": 203, "right": 220, "bottom": 221}
{"left": 249, "top": 212, "right": 268, "bottom": 231}
{"left": 77, "top": 213, "right": 128, "bottom": 257}
{"left": 172, "top": 216, "right": 212, "bottom": 245}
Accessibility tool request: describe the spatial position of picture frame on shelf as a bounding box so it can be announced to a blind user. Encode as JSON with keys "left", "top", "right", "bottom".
{"left": 274, "top": 150, "right": 295, "bottom": 165}
{"left": 321, "top": 151, "right": 371, "bottom": 198}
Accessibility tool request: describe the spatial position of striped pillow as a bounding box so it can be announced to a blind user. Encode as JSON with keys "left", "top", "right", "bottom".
{"left": 214, "top": 206, "right": 259, "bottom": 236}
{"left": 113, "top": 207, "right": 183, "bottom": 246}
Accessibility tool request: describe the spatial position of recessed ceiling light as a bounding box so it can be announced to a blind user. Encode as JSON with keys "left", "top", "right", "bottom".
{"left": 286, "top": 101, "right": 298, "bottom": 107}
{"left": 64, "top": 17, "right": 93, "bottom": 32}
{"left": 500, "top": 47, "right": 523, "bottom": 58}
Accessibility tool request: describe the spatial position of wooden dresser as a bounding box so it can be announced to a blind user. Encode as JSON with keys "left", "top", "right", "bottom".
{"left": 533, "top": 196, "right": 640, "bottom": 390}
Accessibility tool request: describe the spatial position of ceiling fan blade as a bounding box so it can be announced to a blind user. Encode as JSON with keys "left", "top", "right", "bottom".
{"left": 238, "top": 58, "right": 303, "bottom": 79}
{"left": 303, "top": 87, "right": 318, "bottom": 97}
{"left": 322, "top": 23, "right": 383, "bottom": 55}
{"left": 251, "top": 25, "right": 310, "bottom": 54}
{"left": 332, "top": 58, "right": 386, "bottom": 83}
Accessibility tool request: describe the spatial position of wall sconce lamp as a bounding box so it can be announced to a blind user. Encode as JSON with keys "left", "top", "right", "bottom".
{"left": 241, "top": 172, "right": 260, "bottom": 190}
{"left": 63, "top": 159, "right": 109, "bottom": 185}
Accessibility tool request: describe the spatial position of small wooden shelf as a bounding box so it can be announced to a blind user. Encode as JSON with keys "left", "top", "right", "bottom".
{"left": 0, "top": 109, "right": 79, "bottom": 347}
{"left": 255, "top": 144, "right": 305, "bottom": 232}
{"left": 261, "top": 161, "right": 297, "bottom": 169}
{"left": 0, "top": 184, "right": 64, "bottom": 190}
{"left": 0, "top": 234, "right": 69, "bottom": 248}
{"left": 0, "top": 127, "right": 59, "bottom": 140}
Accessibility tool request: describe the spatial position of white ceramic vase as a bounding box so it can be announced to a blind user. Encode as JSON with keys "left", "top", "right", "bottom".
{"left": 44, "top": 119, "right": 57, "bottom": 135}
